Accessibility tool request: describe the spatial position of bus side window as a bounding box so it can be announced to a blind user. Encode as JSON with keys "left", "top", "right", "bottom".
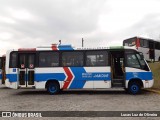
{"left": 86, "top": 58, "right": 93, "bottom": 66}
{"left": 62, "top": 52, "right": 84, "bottom": 67}
{"left": 140, "top": 39, "right": 144, "bottom": 47}
{"left": 9, "top": 52, "right": 17, "bottom": 68}
{"left": 86, "top": 51, "right": 108, "bottom": 66}
{"left": 39, "top": 52, "right": 59, "bottom": 67}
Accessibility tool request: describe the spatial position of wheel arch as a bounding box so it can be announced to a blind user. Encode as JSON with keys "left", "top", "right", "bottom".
{"left": 128, "top": 78, "right": 143, "bottom": 88}
{"left": 45, "top": 79, "right": 60, "bottom": 89}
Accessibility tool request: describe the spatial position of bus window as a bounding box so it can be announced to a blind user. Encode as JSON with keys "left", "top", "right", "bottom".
{"left": 126, "top": 54, "right": 141, "bottom": 69}
{"left": 143, "top": 40, "right": 149, "bottom": 48}
{"left": 123, "top": 41, "right": 129, "bottom": 46}
{"left": 86, "top": 51, "right": 108, "bottom": 66}
{"left": 155, "top": 42, "right": 160, "bottom": 50}
{"left": 129, "top": 39, "right": 136, "bottom": 46}
{"left": 19, "top": 54, "right": 26, "bottom": 68}
{"left": 39, "top": 52, "right": 59, "bottom": 67}
{"left": 62, "top": 52, "right": 83, "bottom": 67}
{"left": 140, "top": 39, "right": 144, "bottom": 47}
{"left": 28, "top": 54, "right": 35, "bottom": 68}
{"left": 9, "top": 52, "right": 17, "bottom": 68}
{"left": 139, "top": 39, "right": 149, "bottom": 48}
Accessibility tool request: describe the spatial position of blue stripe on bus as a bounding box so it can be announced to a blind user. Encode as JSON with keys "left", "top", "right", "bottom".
{"left": 58, "top": 45, "right": 74, "bottom": 50}
{"left": 6, "top": 74, "right": 17, "bottom": 82}
{"left": 69, "top": 67, "right": 86, "bottom": 89}
{"left": 6, "top": 73, "right": 66, "bottom": 82}
{"left": 6, "top": 72, "right": 153, "bottom": 83}
{"left": 35, "top": 73, "right": 66, "bottom": 81}
{"left": 69, "top": 67, "right": 111, "bottom": 89}
{"left": 0, "top": 75, "right": 2, "bottom": 79}
{"left": 126, "top": 72, "right": 153, "bottom": 80}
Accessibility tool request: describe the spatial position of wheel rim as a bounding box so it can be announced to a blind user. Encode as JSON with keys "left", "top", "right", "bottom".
{"left": 130, "top": 84, "right": 139, "bottom": 94}
{"left": 49, "top": 84, "right": 57, "bottom": 93}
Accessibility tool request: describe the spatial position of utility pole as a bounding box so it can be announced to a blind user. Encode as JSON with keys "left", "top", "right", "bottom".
{"left": 82, "top": 38, "right": 84, "bottom": 47}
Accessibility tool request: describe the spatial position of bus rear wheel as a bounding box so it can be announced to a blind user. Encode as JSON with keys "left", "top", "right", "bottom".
{"left": 47, "top": 81, "right": 60, "bottom": 95}
{"left": 128, "top": 82, "right": 141, "bottom": 95}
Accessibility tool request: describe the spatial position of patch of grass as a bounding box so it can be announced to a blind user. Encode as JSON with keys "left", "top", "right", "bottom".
{"left": 148, "top": 62, "right": 160, "bottom": 89}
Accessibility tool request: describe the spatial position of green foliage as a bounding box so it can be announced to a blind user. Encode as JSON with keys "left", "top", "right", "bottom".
{"left": 148, "top": 63, "right": 160, "bottom": 89}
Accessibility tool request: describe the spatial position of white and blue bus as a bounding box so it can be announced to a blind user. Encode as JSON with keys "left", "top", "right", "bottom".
{"left": 5, "top": 44, "right": 153, "bottom": 94}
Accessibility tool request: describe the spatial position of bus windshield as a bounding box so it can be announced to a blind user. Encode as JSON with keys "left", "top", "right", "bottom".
{"left": 136, "top": 53, "right": 147, "bottom": 69}
{"left": 126, "top": 52, "right": 149, "bottom": 71}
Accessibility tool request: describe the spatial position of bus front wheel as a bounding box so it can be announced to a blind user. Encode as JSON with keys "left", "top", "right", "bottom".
{"left": 128, "top": 82, "right": 141, "bottom": 95}
{"left": 47, "top": 81, "right": 60, "bottom": 95}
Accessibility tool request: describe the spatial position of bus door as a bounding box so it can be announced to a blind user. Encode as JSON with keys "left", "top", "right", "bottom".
{"left": 149, "top": 41, "right": 155, "bottom": 61}
{"left": 1, "top": 57, "right": 6, "bottom": 84}
{"left": 18, "top": 53, "right": 35, "bottom": 88}
{"left": 110, "top": 51, "right": 125, "bottom": 87}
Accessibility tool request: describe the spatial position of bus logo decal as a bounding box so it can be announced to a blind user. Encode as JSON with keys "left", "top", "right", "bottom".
{"left": 63, "top": 67, "right": 74, "bottom": 89}
{"left": 93, "top": 73, "right": 109, "bottom": 78}
{"left": 13, "top": 68, "right": 16, "bottom": 72}
{"left": 21, "top": 64, "right": 25, "bottom": 68}
{"left": 29, "top": 64, "right": 34, "bottom": 68}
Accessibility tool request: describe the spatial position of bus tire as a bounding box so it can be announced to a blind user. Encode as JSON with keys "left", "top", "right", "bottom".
{"left": 128, "top": 82, "right": 141, "bottom": 95}
{"left": 159, "top": 57, "right": 160, "bottom": 61}
{"left": 47, "top": 81, "right": 60, "bottom": 95}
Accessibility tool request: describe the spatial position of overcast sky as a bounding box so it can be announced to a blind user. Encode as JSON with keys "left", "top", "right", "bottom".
{"left": 0, "top": 0, "right": 160, "bottom": 55}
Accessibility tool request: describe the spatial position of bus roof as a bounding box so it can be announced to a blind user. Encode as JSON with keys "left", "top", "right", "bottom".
{"left": 9, "top": 45, "right": 137, "bottom": 52}
{"left": 124, "top": 36, "right": 160, "bottom": 43}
